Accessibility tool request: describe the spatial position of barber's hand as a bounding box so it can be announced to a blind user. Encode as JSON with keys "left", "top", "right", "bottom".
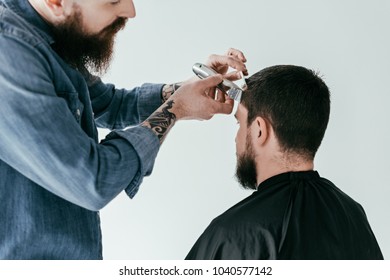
{"left": 206, "top": 48, "right": 248, "bottom": 81}
{"left": 143, "top": 50, "right": 246, "bottom": 143}
{"left": 169, "top": 75, "right": 234, "bottom": 121}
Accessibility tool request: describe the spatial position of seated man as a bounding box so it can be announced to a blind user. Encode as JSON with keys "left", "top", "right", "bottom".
{"left": 186, "top": 65, "right": 383, "bottom": 260}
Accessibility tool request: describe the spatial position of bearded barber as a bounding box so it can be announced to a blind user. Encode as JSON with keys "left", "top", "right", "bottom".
{"left": 0, "top": 0, "right": 248, "bottom": 259}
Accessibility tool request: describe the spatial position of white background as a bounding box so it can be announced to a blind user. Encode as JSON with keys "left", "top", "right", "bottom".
{"left": 99, "top": 0, "right": 390, "bottom": 259}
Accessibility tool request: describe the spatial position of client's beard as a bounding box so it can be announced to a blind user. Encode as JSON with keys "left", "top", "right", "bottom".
{"left": 235, "top": 132, "right": 258, "bottom": 190}
{"left": 51, "top": 7, "right": 127, "bottom": 75}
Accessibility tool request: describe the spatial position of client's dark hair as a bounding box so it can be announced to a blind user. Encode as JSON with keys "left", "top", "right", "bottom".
{"left": 241, "top": 65, "right": 330, "bottom": 160}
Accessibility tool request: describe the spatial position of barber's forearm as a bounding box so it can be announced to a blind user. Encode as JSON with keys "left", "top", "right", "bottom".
{"left": 161, "top": 82, "right": 182, "bottom": 102}
{"left": 141, "top": 81, "right": 186, "bottom": 144}
{"left": 141, "top": 100, "right": 177, "bottom": 144}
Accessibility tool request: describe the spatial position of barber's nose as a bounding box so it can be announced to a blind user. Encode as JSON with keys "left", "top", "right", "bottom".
{"left": 121, "top": 0, "right": 136, "bottom": 18}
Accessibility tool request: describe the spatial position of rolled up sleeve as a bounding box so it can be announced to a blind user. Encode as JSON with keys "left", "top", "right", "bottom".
{"left": 84, "top": 70, "right": 164, "bottom": 129}
{"left": 103, "top": 126, "right": 160, "bottom": 199}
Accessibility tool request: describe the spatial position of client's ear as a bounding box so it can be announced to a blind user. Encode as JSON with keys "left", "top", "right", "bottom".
{"left": 44, "top": 0, "right": 65, "bottom": 17}
{"left": 252, "top": 117, "right": 269, "bottom": 147}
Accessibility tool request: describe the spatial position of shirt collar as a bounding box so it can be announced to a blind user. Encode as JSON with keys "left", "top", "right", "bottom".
{"left": 1, "top": 0, "right": 55, "bottom": 45}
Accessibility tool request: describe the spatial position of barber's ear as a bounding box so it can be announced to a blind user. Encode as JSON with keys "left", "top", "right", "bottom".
{"left": 253, "top": 117, "right": 269, "bottom": 146}
{"left": 45, "top": 0, "right": 65, "bottom": 17}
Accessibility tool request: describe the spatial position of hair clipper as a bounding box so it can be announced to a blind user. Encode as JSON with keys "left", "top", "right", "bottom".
{"left": 192, "top": 63, "right": 246, "bottom": 101}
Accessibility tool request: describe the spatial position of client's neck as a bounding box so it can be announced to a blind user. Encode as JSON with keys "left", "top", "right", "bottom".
{"left": 256, "top": 152, "right": 314, "bottom": 185}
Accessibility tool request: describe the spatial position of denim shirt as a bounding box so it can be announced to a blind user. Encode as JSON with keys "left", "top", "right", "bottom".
{"left": 0, "top": 0, "right": 163, "bottom": 259}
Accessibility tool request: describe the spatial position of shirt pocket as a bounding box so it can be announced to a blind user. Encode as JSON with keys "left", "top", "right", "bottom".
{"left": 56, "top": 91, "right": 84, "bottom": 123}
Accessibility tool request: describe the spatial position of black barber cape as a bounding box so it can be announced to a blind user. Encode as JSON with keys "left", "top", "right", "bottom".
{"left": 186, "top": 171, "right": 383, "bottom": 260}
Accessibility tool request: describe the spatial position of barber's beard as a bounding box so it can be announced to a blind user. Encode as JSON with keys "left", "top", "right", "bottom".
{"left": 51, "top": 8, "right": 127, "bottom": 75}
{"left": 235, "top": 132, "right": 258, "bottom": 190}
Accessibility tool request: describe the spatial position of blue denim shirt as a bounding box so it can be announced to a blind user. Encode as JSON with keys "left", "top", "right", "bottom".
{"left": 0, "top": 0, "right": 163, "bottom": 259}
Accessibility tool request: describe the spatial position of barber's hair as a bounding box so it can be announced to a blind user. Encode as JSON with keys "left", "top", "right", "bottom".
{"left": 241, "top": 65, "right": 330, "bottom": 160}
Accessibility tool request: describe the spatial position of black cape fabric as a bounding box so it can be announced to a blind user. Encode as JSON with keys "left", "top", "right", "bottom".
{"left": 186, "top": 171, "right": 383, "bottom": 260}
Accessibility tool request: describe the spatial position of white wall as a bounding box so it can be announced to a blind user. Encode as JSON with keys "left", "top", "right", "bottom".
{"left": 100, "top": 0, "right": 390, "bottom": 259}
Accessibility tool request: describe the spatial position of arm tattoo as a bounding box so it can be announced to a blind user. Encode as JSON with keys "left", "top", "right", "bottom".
{"left": 161, "top": 83, "right": 182, "bottom": 102}
{"left": 142, "top": 100, "right": 177, "bottom": 143}
{"left": 161, "top": 84, "right": 174, "bottom": 103}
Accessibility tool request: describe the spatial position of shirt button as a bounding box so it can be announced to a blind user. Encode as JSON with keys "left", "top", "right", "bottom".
{"left": 76, "top": 109, "right": 81, "bottom": 117}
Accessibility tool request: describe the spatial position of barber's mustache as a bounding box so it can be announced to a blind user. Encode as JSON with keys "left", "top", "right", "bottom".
{"left": 100, "top": 17, "right": 128, "bottom": 36}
